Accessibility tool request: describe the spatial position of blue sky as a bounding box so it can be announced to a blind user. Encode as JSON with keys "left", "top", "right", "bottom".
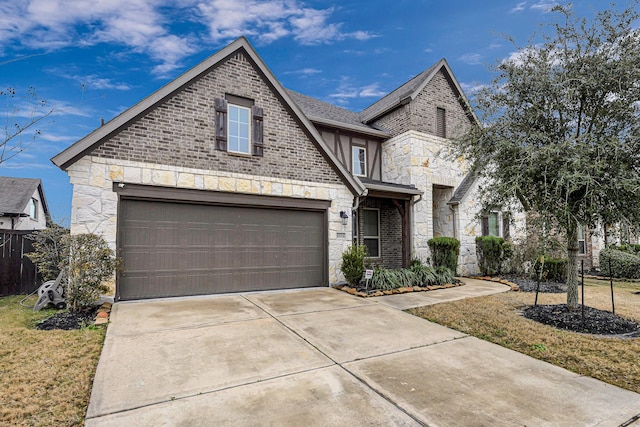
{"left": 0, "top": 0, "right": 625, "bottom": 224}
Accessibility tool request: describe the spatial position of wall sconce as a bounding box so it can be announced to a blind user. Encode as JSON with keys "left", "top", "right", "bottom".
{"left": 339, "top": 210, "right": 349, "bottom": 226}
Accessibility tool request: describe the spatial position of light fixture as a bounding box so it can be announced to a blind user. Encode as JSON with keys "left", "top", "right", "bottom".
{"left": 339, "top": 210, "right": 349, "bottom": 226}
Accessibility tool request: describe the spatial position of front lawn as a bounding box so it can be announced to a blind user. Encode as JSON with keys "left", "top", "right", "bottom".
{"left": 0, "top": 295, "right": 105, "bottom": 426}
{"left": 409, "top": 278, "right": 640, "bottom": 393}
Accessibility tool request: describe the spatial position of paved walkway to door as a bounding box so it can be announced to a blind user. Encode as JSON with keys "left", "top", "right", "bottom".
{"left": 85, "top": 279, "right": 640, "bottom": 426}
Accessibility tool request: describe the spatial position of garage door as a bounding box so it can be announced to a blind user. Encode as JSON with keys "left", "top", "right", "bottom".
{"left": 118, "top": 198, "right": 327, "bottom": 300}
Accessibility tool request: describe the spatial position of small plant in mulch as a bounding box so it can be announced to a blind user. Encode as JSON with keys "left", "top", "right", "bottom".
{"left": 523, "top": 304, "right": 640, "bottom": 336}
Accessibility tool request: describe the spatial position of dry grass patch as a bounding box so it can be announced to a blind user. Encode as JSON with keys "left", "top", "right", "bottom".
{"left": 0, "top": 295, "right": 105, "bottom": 426}
{"left": 409, "top": 279, "right": 640, "bottom": 393}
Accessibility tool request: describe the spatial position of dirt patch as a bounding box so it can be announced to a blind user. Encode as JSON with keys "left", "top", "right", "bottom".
{"left": 35, "top": 307, "right": 98, "bottom": 330}
{"left": 523, "top": 304, "right": 639, "bottom": 336}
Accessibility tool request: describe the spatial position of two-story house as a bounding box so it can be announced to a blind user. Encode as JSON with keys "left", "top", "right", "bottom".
{"left": 52, "top": 37, "right": 520, "bottom": 301}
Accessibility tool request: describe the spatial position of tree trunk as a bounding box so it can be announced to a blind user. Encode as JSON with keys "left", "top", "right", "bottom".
{"left": 566, "top": 219, "right": 579, "bottom": 310}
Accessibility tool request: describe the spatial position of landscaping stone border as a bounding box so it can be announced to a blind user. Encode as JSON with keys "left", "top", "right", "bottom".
{"left": 333, "top": 282, "right": 464, "bottom": 298}
{"left": 466, "top": 276, "right": 520, "bottom": 291}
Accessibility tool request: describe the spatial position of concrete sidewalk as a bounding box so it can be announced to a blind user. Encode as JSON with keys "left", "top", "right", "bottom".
{"left": 85, "top": 280, "right": 640, "bottom": 426}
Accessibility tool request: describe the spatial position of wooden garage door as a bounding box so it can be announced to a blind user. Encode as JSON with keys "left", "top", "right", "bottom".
{"left": 118, "top": 199, "right": 326, "bottom": 300}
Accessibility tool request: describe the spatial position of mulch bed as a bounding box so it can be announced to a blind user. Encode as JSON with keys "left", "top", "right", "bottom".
{"left": 505, "top": 276, "right": 567, "bottom": 293}
{"left": 523, "top": 304, "right": 640, "bottom": 337}
{"left": 35, "top": 307, "right": 98, "bottom": 331}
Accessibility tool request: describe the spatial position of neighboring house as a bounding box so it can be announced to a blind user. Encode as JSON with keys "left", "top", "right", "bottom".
{"left": 0, "top": 177, "right": 49, "bottom": 295}
{"left": 0, "top": 177, "right": 48, "bottom": 231}
{"left": 52, "top": 37, "right": 523, "bottom": 301}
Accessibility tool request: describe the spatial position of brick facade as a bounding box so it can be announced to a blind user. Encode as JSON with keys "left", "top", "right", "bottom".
{"left": 92, "top": 52, "right": 342, "bottom": 185}
{"left": 372, "top": 70, "right": 472, "bottom": 139}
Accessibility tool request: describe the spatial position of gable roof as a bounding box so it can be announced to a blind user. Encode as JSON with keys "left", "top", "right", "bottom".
{"left": 286, "top": 90, "right": 389, "bottom": 138}
{"left": 359, "top": 59, "right": 479, "bottom": 125}
{"left": 51, "top": 37, "right": 365, "bottom": 196}
{"left": 447, "top": 172, "right": 477, "bottom": 205}
{"left": 0, "top": 177, "right": 49, "bottom": 216}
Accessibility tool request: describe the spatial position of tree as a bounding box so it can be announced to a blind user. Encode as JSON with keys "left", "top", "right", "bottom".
{"left": 1, "top": 85, "right": 53, "bottom": 164}
{"left": 26, "top": 219, "right": 70, "bottom": 281}
{"left": 451, "top": 3, "right": 640, "bottom": 310}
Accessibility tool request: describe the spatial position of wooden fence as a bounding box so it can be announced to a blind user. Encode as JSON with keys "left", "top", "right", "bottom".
{"left": 0, "top": 231, "right": 40, "bottom": 295}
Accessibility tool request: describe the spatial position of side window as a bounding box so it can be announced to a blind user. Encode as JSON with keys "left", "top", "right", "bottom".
{"left": 29, "top": 198, "right": 38, "bottom": 220}
{"left": 352, "top": 146, "right": 366, "bottom": 177}
{"left": 214, "top": 96, "right": 264, "bottom": 156}
{"left": 481, "top": 212, "right": 500, "bottom": 236}
{"left": 577, "top": 225, "right": 586, "bottom": 255}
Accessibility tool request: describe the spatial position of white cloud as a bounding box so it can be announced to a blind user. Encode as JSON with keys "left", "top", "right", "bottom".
{"left": 460, "top": 81, "right": 487, "bottom": 94}
{"left": 509, "top": 1, "right": 527, "bottom": 13}
{"left": 530, "top": 1, "right": 560, "bottom": 13}
{"left": 195, "top": 0, "right": 375, "bottom": 46}
{"left": 329, "top": 78, "right": 387, "bottom": 102}
{"left": 458, "top": 53, "right": 483, "bottom": 65}
{"left": 284, "top": 68, "right": 322, "bottom": 75}
{"left": 0, "top": 0, "right": 372, "bottom": 76}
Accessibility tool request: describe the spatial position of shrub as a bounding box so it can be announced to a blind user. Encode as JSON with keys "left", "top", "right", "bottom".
{"left": 599, "top": 248, "right": 640, "bottom": 279}
{"left": 532, "top": 256, "right": 567, "bottom": 282}
{"left": 475, "top": 236, "right": 505, "bottom": 276}
{"left": 341, "top": 244, "right": 368, "bottom": 287}
{"left": 65, "top": 233, "right": 117, "bottom": 313}
{"left": 26, "top": 222, "right": 70, "bottom": 281}
{"left": 427, "top": 237, "right": 460, "bottom": 274}
{"left": 610, "top": 244, "right": 640, "bottom": 256}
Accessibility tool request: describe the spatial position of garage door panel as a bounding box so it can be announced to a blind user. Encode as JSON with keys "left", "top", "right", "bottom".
{"left": 118, "top": 199, "right": 326, "bottom": 300}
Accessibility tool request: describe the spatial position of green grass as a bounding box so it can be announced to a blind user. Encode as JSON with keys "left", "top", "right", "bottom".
{"left": 0, "top": 295, "right": 105, "bottom": 426}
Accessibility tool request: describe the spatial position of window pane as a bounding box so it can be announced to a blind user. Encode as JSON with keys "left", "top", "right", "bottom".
{"left": 352, "top": 147, "right": 366, "bottom": 176}
{"left": 363, "top": 210, "right": 378, "bottom": 236}
{"left": 488, "top": 213, "right": 499, "bottom": 236}
{"left": 578, "top": 241, "right": 586, "bottom": 255}
{"left": 363, "top": 238, "right": 379, "bottom": 257}
{"left": 227, "top": 104, "right": 250, "bottom": 154}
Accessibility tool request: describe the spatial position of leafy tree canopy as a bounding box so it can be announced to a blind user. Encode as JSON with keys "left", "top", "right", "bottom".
{"left": 451, "top": 2, "right": 640, "bottom": 308}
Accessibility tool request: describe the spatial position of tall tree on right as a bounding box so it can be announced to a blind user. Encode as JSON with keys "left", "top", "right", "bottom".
{"left": 451, "top": 2, "right": 640, "bottom": 310}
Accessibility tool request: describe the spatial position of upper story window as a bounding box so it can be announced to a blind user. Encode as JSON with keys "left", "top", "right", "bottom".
{"left": 228, "top": 104, "right": 251, "bottom": 154}
{"left": 29, "top": 198, "right": 38, "bottom": 220}
{"left": 352, "top": 146, "right": 366, "bottom": 177}
{"left": 214, "top": 95, "right": 264, "bottom": 157}
{"left": 436, "top": 107, "right": 446, "bottom": 138}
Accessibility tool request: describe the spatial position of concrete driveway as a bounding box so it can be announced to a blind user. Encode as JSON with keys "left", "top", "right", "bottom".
{"left": 86, "top": 282, "right": 640, "bottom": 426}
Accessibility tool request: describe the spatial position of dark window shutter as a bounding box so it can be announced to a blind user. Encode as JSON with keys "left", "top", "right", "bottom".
{"left": 502, "top": 212, "right": 511, "bottom": 240}
{"left": 252, "top": 106, "right": 264, "bottom": 157}
{"left": 214, "top": 98, "right": 227, "bottom": 151}
{"left": 481, "top": 216, "right": 489, "bottom": 236}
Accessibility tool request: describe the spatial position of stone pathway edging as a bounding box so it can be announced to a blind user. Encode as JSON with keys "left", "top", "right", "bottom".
{"left": 333, "top": 282, "right": 464, "bottom": 298}
{"left": 94, "top": 302, "right": 112, "bottom": 325}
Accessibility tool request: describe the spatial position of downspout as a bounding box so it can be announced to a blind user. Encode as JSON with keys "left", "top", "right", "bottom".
{"left": 449, "top": 204, "right": 457, "bottom": 240}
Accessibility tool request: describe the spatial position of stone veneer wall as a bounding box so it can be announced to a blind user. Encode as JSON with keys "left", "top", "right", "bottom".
{"left": 67, "top": 156, "right": 355, "bottom": 284}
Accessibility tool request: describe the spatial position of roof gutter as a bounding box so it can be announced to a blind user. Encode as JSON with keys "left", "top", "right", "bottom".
{"left": 306, "top": 115, "right": 390, "bottom": 138}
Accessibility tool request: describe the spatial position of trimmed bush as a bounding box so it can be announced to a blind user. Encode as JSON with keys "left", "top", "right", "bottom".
{"left": 599, "top": 248, "right": 640, "bottom": 279}
{"left": 65, "top": 233, "right": 117, "bottom": 313}
{"left": 341, "top": 245, "right": 368, "bottom": 287}
{"left": 610, "top": 244, "right": 640, "bottom": 256}
{"left": 532, "top": 256, "right": 567, "bottom": 282}
{"left": 427, "top": 237, "right": 460, "bottom": 274}
{"left": 475, "top": 235, "right": 505, "bottom": 276}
